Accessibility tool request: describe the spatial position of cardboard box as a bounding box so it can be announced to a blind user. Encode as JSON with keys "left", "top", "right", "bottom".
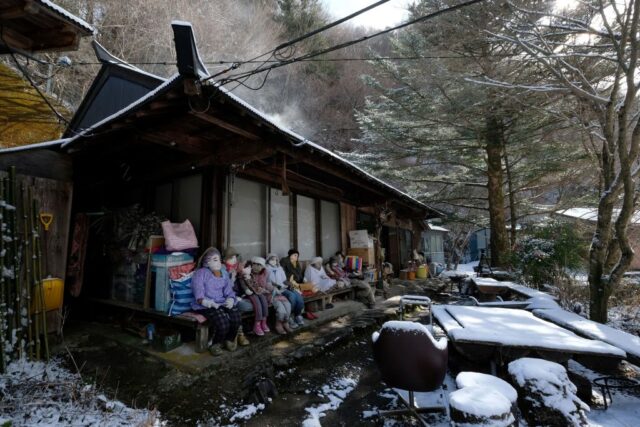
{"left": 347, "top": 247, "right": 374, "bottom": 266}
{"left": 349, "top": 230, "right": 372, "bottom": 248}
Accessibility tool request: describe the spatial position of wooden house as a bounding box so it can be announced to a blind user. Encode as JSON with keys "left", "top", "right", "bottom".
{"left": 0, "top": 22, "right": 439, "bottom": 317}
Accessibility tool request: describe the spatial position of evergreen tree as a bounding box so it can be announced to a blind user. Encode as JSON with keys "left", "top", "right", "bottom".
{"left": 349, "top": 0, "right": 587, "bottom": 267}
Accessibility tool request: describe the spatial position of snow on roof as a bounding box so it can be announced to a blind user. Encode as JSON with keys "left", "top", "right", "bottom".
{"left": 0, "top": 138, "right": 69, "bottom": 154}
{"left": 433, "top": 305, "right": 626, "bottom": 357}
{"left": 427, "top": 223, "right": 449, "bottom": 232}
{"left": 92, "top": 41, "right": 165, "bottom": 82}
{"left": 556, "top": 207, "right": 640, "bottom": 225}
{"left": 379, "top": 320, "right": 448, "bottom": 350}
{"left": 36, "top": 0, "right": 94, "bottom": 34}
{"left": 61, "top": 74, "right": 181, "bottom": 146}
{"left": 533, "top": 308, "right": 640, "bottom": 362}
{"left": 455, "top": 372, "right": 517, "bottom": 404}
{"left": 449, "top": 386, "right": 513, "bottom": 419}
{"left": 214, "top": 84, "right": 436, "bottom": 214}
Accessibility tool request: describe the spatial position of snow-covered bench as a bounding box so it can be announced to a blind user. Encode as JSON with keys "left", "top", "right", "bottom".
{"left": 532, "top": 308, "right": 640, "bottom": 366}
{"left": 502, "top": 282, "right": 558, "bottom": 301}
{"left": 432, "top": 305, "right": 626, "bottom": 365}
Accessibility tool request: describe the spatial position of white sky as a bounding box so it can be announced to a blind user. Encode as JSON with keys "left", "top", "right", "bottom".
{"left": 322, "top": 0, "right": 411, "bottom": 29}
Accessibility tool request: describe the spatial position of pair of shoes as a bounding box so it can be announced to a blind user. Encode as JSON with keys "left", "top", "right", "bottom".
{"left": 209, "top": 344, "right": 223, "bottom": 356}
{"left": 304, "top": 311, "right": 317, "bottom": 320}
{"left": 260, "top": 318, "right": 271, "bottom": 333}
{"left": 295, "top": 315, "right": 305, "bottom": 326}
{"left": 283, "top": 320, "right": 294, "bottom": 333}
{"left": 238, "top": 331, "right": 250, "bottom": 346}
{"left": 288, "top": 319, "right": 299, "bottom": 329}
{"left": 253, "top": 321, "right": 264, "bottom": 336}
{"left": 274, "top": 320, "right": 287, "bottom": 335}
{"left": 325, "top": 303, "right": 334, "bottom": 309}
{"left": 225, "top": 339, "right": 238, "bottom": 352}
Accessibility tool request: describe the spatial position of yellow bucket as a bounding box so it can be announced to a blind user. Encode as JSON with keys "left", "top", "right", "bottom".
{"left": 32, "top": 278, "right": 64, "bottom": 312}
{"left": 416, "top": 264, "right": 429, "bottom": 279}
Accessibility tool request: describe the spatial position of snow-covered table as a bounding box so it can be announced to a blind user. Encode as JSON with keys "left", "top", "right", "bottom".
{"left": 532, "top": 308, "right": 640, "bottom": 366}
{"left": 432, "top": 305, "right": 626, "bottom": 365}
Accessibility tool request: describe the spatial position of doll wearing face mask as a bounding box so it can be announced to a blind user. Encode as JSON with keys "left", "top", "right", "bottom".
{"left": 191, "top": 247, "right": 241, "bottom": 355}
{"left": 236, "top": 259, "right": 271, "bottom": 336}
{"left": 223, "top": 246, "right": 240, "bottom": 283}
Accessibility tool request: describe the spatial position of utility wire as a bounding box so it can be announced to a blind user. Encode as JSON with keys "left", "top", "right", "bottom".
{"left": 217, "top": 0, "right": 488, "bottom": 87}
{"left": 0, "top": 23, "right": 69, "bottom": 126}
{"left": 39, "top": 53, "right": 516, "bottom": 67}
{"left": 202, "top": 0, "right": 393, "bottom": 83}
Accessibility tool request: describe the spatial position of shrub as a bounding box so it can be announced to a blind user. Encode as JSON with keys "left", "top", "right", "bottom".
{"left": 513, "top": 221, "right": 588, "bottom": 288}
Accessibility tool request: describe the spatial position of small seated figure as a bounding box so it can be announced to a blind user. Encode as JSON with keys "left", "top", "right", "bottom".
{"left": 326, "top": 255, "right": 376, "bottom": 309}
{"left": 281, "top": 248, "right": 318, "bottom": 320}
{"left": 236, "top": 260, "right": 270, "bottom": 337}
{"left": 191, "top": 247, "right": 241, "bottom": 355}
{"left": 304, "top": 256, "right": 337, "bottom": 308}
{"left": 266, "top": 253, "right": 304, "bottom": 328}
{"left": 252, "top": 257, "right": 293, "bottom": 335}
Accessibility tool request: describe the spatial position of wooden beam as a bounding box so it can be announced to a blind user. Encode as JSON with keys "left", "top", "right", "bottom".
{"left": 190, "top": 112, "right": 260, "bottom": 141}
{"left": 1, "top": 5, "right": 28, "bottom": 20}
{"left": 0, "top": 25, "right": 33, "bottom": 49}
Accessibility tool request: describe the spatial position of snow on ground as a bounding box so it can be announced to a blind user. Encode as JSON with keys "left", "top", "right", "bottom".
{"left": 302, "top": 369, "right": 361, "bottom": 426}
{"left": 441, "top": 261, "right": 478, "bottom": 276}
{"left": 568, "top": 360, "right": 640, "bottom": 427}
{"left": 0, "top": 358, "right": 162, "bottom": 426}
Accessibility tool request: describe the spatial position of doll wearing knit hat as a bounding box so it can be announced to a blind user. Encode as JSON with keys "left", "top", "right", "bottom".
{"left": 191, "top": 247, "right": 241, "bottom": 355}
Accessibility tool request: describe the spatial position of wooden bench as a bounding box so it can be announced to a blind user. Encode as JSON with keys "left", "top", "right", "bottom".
{"left": 90, "top": 284, "right": 358, "bottom": 353}
{"left": 303, "top": 287, "right": 355, "bottom": 310}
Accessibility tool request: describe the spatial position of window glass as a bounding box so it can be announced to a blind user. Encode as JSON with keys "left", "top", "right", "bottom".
{"left": 229, "top": 177, "right": 266, "bottom": 261}
{"left": 270, "top": 188, "right": 292, "bottom": 258}
{"left": 296, "top": 195, "right": 316, "bottom": 260}
{"left": 321, "top": 200, "right": 340, "bottom": 259}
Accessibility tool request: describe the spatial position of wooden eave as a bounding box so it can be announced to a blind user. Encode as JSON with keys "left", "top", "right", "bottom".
{"left": 0, "top": 0, "right": 93, "bottom": 52}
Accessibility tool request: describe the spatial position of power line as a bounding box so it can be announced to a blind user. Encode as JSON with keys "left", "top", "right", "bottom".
{"left": 41, "top": 53, "right": 515, "bottom": 68}
{"left": 217, "top": 0, "right": 488, "bottom": 87}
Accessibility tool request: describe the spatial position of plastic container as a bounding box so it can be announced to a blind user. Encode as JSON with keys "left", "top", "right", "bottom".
{"left": 416, "top": 264, "right": 429, "bottom": 279}
{"left": 151, "top": 252, "right": 194, "bottom": 313}
{"left": 32, "top": 278, "right": 64, "bottom": 312}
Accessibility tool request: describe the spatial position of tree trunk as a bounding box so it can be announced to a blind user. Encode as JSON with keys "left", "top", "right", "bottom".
{"left": 503, "top": 144, "right": 517, "bottom": 248}
{"left": 485, "top": 116, "right": 509, "bottom": 267}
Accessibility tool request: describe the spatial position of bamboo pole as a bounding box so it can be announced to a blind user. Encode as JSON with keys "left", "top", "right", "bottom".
{"left": 21, "top": 182, "right": 33, "bottom": 360}
{"left": 33, "top": 198, "right": 48, "bottom": 360}
{"left": 27, "top": 187, "right": 39, "bottom": 360}
{"left": 0, "top": 178, "right": 6, "bottom": 372}
{"left": 8, "top": 167, "right": 21, "bottom": 360}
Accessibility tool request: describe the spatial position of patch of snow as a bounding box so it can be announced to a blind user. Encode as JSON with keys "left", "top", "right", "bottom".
{"left": 449, "top": 386, "right": 514, "bottom": 421}
{"left": 534, "top": 308, "right": 640, "bottom": 359}
{"left": 455, "top": 372, "right": 517, "bottom": 404}
{"left": 38, "top": 0, "right": 94, "bottom": 34}
{"left": 302, "top": 374, "right": 360, "bottom": 426}
{"left": 526, "top": 295, "right": 560, "bottom": 310}
{"left": 508, "top": 358, "right": 589, "bottom": 424}
{"left": 228, "top": 403, "right": 265, "bottom": 422}
{"left": 0, "top": 358, "right": 163, "bottom": 426}
{"left": 379, "top": 321, "right": 448, "bottom": 350}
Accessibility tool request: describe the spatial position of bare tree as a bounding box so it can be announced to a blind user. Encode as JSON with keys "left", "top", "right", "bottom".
{"left": 490, "top": 0, "right": 640, "bottom": 322}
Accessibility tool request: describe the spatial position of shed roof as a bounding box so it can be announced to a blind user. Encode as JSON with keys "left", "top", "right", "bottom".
{"left": 0, "top": 0, "right": 93, "bottom": 53}
{"left": 58, "top": 22, "right": 440, "bottom": 218}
